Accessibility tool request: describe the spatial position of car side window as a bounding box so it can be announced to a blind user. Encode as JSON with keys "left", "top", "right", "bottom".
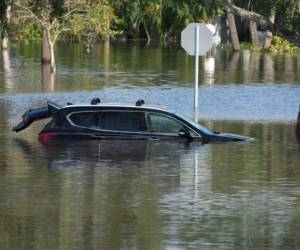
{"left": 147, "top": 113, "right": 185, "bottom": 134}
{"left": 69, "top": 112, "right": 100, "bottom": 128}
{"left": 100, "top": 112, "right": 147, "bottom": 132}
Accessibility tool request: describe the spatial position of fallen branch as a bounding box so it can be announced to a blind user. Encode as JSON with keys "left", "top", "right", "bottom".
{"left": 219, "top": 0, "right": 272, "bottom": 30}
{"left": 217, "top": 0, "right": 300, "bottom": 47}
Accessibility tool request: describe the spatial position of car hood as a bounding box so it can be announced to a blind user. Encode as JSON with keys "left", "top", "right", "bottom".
{"left": 210, "top": 132, "right": 254, "bottom": 142}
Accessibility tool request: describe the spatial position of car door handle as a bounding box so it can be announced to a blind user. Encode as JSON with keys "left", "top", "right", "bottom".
{"left": 150, "top": 137, "right": 160, "bottom": 141}
{"left": 91, "top": 134, "right": 104, "bottom": 139}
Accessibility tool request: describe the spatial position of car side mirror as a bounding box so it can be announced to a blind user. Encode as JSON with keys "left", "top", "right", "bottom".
{"left": 178, "top": 128, "right": 193, "bottom": 140}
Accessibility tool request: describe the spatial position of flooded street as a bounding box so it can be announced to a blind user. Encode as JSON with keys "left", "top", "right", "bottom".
{"left": 0, "top": 43, "right": 300, "bottom": 249}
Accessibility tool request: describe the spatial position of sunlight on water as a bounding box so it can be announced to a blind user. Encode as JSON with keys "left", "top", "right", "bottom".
{"left": 0, "top": 44, "right": 300, "bottom": 250}
{"left": 1, "top": 84, "right": 299, "bottom": 125}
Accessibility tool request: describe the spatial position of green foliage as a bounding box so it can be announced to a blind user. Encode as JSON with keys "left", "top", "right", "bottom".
{"left": 69, "top": 1, "right": 117, "bottom": 41}
{"left": 111, "top": 0, "right": 220, "bottom": 41}
{"left": 4, "top": 0, "right": 300, "bottom": 48}
{"left": 240, "top": 42, "right": 262, "bottom": 51}
{"left": 111, "top": 0, "right": 163, "bottom": 40}
{"left": 129, "top": 0, "right": 163, "bottom": 38}
{"left": 239, "top": 42, "right": 252, "bottom": 49}
{"left": 270, "top": 36, "right": 300, "bottom": 53}
{"left": 217, "top": 43, "right": 233, "bottom": 51}
{"left": 218, "top": 42, "right": 262, "bottom": 52}
{"left": 12, "top": 0, "right": 118, "bottom": 44}
{"left": 160, "top": 0, "right": 221, "bottom": 40}
{"left": 218, "top": 38, "right": 300, "bottom": 54}
{"left": 18, "top": 23, "right": 42, "bottom": 42}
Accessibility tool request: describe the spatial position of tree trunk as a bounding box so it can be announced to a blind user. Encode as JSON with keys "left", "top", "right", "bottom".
{"left": 42, "top": 29, "right": 56, "bottom": 73}
{"left": 249, "top": 20, "right": 259, "bottom": 46}
{"left": 2, "top": 31, "right": 9, "bottom": 49}
{"left": 143, "top": 20, "right": 151, "bottom": 44}
{"left": 49, "top": 41, "right": 56, "bottom": 72}
{"left": 42, "top": 64, "right": 55, "bottom": 92}
{"left": 218, "top": 0, "right": 300, "bottom": 47}
{"left": 263, "top": 31, "right": 272, "bottom": 50}
{"left": 42, "top": 30, "right": 51, "bottom": 64}
{"left": 221, "top": 15, "right": 229, "bottom": 43}
{"left": 104, "top": 20, "right": 110, "bottom": 47}
{"left": 1, "top": 5, "right": 11, "bottom": 49}
{"left": 104, "top": 34, "right": 110, "bottom": 48}
{"left": 227, "top": 12, "right": 240, "bottom": 51}
{"left": 219, "top": 0, "right": 272, "bottom": 30}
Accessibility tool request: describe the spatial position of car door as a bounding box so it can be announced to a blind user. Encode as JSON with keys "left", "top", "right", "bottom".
{"left": 97, "top": 111, "right": 149, "bottom": 139}
{"left": 146, "top": 112, "right": 196, "bottom": 140}
{"left": 68, "top": 110, "right": 149, "bottom": 139}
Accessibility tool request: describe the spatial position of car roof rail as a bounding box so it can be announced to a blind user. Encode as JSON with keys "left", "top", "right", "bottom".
{"left": 136, "top": 99, "right": 145, "bottom": 106}
{"left": 91, "top": 98, "right": 101, "bottom": 105}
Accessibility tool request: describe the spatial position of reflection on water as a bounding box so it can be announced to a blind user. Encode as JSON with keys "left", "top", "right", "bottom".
{"left": 2, "top": 85, "right": 300, "bottom": 123}
{"left": 0, "top": 43, "right": 300, "bottom": 249}
{"left": 1, "top": 117, "right": 300, "bottom": 249}
{"left": 41, "top": 65, "right": 55, "bottom": 92}
{"left": 13, "top": 139, "right": 192, "bottom": 166}
{"left": 0, "top": 43, "right": 300, "bottom": 94}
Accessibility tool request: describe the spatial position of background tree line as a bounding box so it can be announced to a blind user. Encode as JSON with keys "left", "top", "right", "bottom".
{"left": 1, "top": 0, "right": 299, "bottom": 44}
{"left": 1, "top": 0, "right": 299, "bottom": 71}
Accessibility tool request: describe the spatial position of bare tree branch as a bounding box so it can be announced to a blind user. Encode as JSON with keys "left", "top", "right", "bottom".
{"left": 14, "top": 2, "right": 43, "bottom": 26}
{"left": 62, "top": 7, "right": 79, "bottom": 20}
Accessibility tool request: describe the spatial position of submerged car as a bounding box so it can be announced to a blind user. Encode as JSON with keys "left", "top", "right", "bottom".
{"left": 13, "top": 99, "right": 253, "bottom": 143}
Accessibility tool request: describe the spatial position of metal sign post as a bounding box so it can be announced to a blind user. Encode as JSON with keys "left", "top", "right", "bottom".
{"left": 181, "top": 23, "right": 213, "bottom": 121}
{"left": 194, "top": 25, "right": 200, "bottom": 109}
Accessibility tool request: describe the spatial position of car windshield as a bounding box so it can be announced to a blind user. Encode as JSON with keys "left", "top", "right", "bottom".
{"left": 175, "top": 113, "right": 214, "bottom": 135}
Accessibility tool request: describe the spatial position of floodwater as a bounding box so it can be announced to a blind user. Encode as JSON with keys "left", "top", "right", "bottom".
{"left": 0, "top": 42, "right": 300, "bottom": 250}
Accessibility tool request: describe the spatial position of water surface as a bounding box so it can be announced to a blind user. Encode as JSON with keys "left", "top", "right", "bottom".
{"left": 0, "top": 43, "right": 300, "bottom": 250}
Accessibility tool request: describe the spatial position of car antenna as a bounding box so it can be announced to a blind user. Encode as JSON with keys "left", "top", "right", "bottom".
{"left": 136, "top": 99, "right": 145, "bottom": 106}
{"left": 91, "top": 98, "right": 101, "bottom": 105}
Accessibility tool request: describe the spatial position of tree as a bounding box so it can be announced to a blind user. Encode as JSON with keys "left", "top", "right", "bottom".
{"left": 161, "top": 0, "right": 219, "bottom": 41}
{"left": 112, "top": 0, "right": 219, "bottom": 43}
{"left": 0, "top": 0, "right": 12, "bottom": 49}
{"left": 112, "top": 0, "right": 163, "bottom": 42}
{"left": 227, "top": 10, "right": 240, "bottom": 50}
{"left": 68, "top": 1, "right": 115, "bottom": 43}
{"left": 234, "top": 0, "right": 259, "bottom": 45}
{"left": 13, "top": 0, "right": 115, "bottom": 72}
{"left": 249, "top": 20, "right": 259, "bottom": 46}
{"left": 13, "top": 0, "right": 75, "bottom": 72}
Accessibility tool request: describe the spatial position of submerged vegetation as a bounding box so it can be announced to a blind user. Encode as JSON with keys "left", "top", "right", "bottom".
{"left": 270, "top": 36, "right": 300, "bottom": 53}
{"left": 218, "top": 39, "right": 300, "bottom": 54}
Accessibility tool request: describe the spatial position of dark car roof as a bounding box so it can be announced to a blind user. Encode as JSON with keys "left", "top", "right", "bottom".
{"left": 59, "top": 103, "right": 176, "bottom": 114}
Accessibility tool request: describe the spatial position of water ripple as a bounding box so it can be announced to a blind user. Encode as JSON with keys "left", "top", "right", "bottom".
{"left": 1, "top": 84, "right": 299, "bottom": 123}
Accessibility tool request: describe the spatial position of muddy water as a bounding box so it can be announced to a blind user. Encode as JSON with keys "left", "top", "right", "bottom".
{"left": 0, "top": 43, "right": 300, "bottom": 249}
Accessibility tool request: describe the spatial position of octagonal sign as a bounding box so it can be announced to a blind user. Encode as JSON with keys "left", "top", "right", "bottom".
{"left": 181, "top": 23, "right": 214, "bottom": 56}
